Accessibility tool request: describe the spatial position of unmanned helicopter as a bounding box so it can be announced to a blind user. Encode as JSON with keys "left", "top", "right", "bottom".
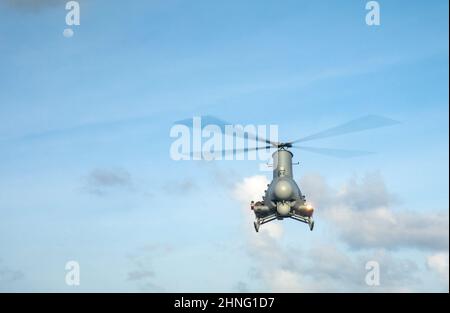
{"left": 175, "top": 114, "right": 399, "bottom": 233}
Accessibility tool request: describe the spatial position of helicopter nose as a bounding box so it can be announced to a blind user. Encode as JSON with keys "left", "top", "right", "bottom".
{"left": 274, "top": 180, "right": 293, "bottom": 200}
{"left": 277, "top": 202, "right": 291, "bottom": 216}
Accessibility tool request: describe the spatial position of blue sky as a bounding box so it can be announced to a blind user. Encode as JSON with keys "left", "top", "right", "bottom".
{"left": 0, "top": 0, "right": 448, "bottom": 292}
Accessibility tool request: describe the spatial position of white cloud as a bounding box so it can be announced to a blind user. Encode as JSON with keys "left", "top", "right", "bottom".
{"left": 233, "top": 175, "right": 283, "bottom": 240}
{"left": 427, "top": 253, "right": 449, "bottom": 285}
{"left": 301, "top": 172, "right": 449, "bottom": 251}
{"left": 232, "top": 175, "right": 268, "bottom": 206}
{"left": 232, "top": 175, "right": 299, "bottom": 291}
{"left": 268, "top": 269, "right": 303, "bottom": 293}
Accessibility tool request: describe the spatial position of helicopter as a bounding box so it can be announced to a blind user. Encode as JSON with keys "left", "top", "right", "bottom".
{"left": 174, "top": 114, "right": 399, "bottom": 233}
{"left": 251, "top": 145, "right": 315, "bottom": 232}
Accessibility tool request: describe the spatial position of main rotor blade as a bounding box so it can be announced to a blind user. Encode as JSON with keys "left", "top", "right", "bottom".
{"left": 174, "top": 115, "right": 279, "bottom": 147}
{"left": 289, "top": 115, "right": 399, "bottom": 144}
{"left": 221, "top": 145, "right": 275, "bottom": 154}
{"left": 292, "top": 145, "right": 374, "bottom": 158}
{"left": 187, "top": 145, "right": 274, "bottom": 159}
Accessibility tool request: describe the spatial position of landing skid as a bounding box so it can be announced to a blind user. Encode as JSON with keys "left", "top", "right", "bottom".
{"left": 253, "top": 213, "right": 314, "bottom": 232}
{"left": 254, "top": 214, "right": 277, "bottom": 232}
{"left": 290, "top": 213, "right": 314, "bottom": 231}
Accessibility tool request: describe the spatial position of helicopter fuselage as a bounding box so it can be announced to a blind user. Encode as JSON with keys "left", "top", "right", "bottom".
{"left": 251, "top": 149, "right": 314, "bottom": 231}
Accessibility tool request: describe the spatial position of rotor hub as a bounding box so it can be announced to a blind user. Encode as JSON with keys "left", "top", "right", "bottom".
{"left": 277, "top": 142, "right": 292, "bottom": 149}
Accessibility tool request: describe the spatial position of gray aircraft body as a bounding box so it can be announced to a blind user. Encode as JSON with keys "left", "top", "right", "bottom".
{"left": 251, "top": 148, "right": 314, "bottom": 232}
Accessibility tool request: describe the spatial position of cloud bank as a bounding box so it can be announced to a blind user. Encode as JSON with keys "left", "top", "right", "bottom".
{"left": 301, "top": 172, "right": 449, "bottom": 251}
{"left": 232, "top": 173, "right": 449, "bottom": 292}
